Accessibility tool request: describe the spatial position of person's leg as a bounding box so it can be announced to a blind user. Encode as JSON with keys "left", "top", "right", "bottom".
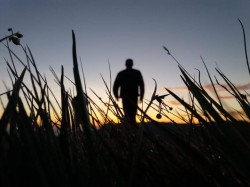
{"left": 122, "top": 98, "right": 130, "bottom": 122}
{"left": 122, "top": 96, "right": 138, "bottom": 126}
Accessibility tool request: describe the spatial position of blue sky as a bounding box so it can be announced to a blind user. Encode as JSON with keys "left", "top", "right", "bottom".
{"left": 1, "top": 0, "right": 250, "bottom": 122}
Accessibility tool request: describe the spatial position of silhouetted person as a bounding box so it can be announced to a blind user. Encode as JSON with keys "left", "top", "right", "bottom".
{"left": 113, "top": 59, "right": 144, "bottom": 126}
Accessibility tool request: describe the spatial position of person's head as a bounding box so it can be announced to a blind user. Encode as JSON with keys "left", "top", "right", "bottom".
{"left": 125, "top": 58, "right": 133, "bottom": 69}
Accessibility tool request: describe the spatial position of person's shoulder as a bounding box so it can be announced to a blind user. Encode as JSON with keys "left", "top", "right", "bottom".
{"left": 132, "top": 69, "right": 142, "bottom": 74}
{"left": 118, "top": 69, "right": 127, "bottom": 74}
{"left": 116, "top": 69, "right": 127, "bottom": 77}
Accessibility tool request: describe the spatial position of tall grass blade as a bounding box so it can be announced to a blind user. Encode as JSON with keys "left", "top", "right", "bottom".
{"left": 72, "top": 30, "right": 90, "bottom": 129}
{"left": 201, "top": 56, "right": 223, "bottom": 107}
{"left": 0, "top": 67, "right": 27, "bottom": 137}
{"left": 238, "top": 18, "right": 249, "bottom": 75}
{"left": 72, "top": 30, "right": 100, "bottom": 185}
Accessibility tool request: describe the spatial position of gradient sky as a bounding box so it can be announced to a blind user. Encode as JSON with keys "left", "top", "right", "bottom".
{"left": 1, "top": 0, "right": 250, "bottom": 122}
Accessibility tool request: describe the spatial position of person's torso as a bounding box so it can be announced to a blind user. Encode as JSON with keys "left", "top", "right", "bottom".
{"left": 118, "top": 69, "right": 141, "bottom": 97}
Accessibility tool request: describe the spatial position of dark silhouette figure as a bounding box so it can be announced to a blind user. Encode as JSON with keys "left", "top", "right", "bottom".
{"left": 113, "top": 59, "right": 144, "bottom": 125}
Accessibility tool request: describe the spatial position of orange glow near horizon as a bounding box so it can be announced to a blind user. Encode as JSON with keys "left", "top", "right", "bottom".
{"left": 1, "top": 82, "right": 250, "bottom": 126}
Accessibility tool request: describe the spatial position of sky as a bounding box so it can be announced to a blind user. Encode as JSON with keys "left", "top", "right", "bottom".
{"left": 1, "top": 0, "right": 250, "bottom": 123}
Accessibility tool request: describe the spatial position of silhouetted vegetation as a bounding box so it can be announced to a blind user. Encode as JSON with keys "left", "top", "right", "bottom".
{"left": 0, "top": 24, "right": 250, "bottom": 187}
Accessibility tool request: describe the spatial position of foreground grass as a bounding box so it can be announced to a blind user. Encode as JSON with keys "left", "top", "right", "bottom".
{"left": 1, "top": 120, "right": 250, "bottom": 187}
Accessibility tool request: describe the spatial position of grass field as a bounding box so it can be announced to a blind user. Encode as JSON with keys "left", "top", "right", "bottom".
{"left": 1, "top": 28, "right": 250, "bottom": 187}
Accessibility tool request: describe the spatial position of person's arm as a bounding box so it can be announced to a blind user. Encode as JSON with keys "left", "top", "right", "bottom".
{"left": 113, "top": 74, "right": 120, "bottom": 101}
{"left": 138, "top": 72, "right": 144, "bottom": 101}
